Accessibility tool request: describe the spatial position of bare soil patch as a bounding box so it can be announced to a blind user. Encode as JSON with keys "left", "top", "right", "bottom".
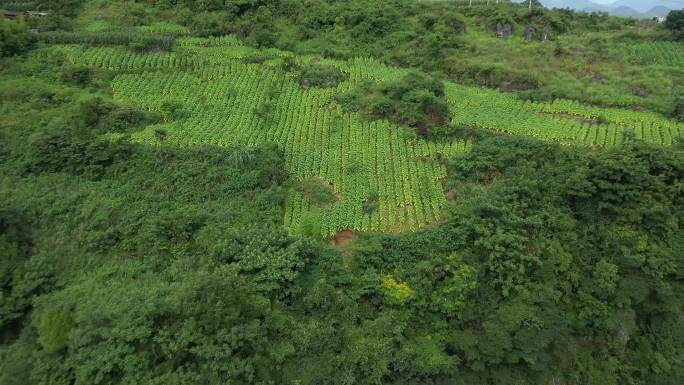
{"left": 330, "top": 229, "right": 356, "bottom": 248}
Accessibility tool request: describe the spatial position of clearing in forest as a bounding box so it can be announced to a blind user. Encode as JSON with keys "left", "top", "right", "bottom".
{"left": 54, "top": 35, "right": 683, "bottom": 236}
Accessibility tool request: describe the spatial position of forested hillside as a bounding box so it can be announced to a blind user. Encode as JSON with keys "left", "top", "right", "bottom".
{"left": 1, "top": 1, "right": 683, "bottom": 384}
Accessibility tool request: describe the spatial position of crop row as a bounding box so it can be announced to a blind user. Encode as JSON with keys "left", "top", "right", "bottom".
{"left": 63, "top": 42, "right": 682, "bottom": 235}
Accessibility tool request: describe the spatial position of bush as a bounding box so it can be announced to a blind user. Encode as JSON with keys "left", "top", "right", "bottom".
{"left": 296, "top": 177, "right": 336, "bottom": 206}
{"left": 672, "top": 96, "right": 684, "bottom": 122}
{"left": 60, "top": 65, "right": 92, "bottom": 86}
{"left": 79, "top": 97, "right": 160, "bottom": 133}
{"left": 26, "top": 124, "right": 133, "bottom": 179}
{"left": 338, "top": 72, "right": 451, "bottom": 137}
{"left": 36, "top": 308, "right": 74, "bottom": 354}
{"left": 297, "top": 61, "right": 348, "bottom": 88}
{"left": 128, "top": 34, "right": 175, "bottom": 52}
{"left": 665, "top": 10, "right": 684, "bottom": 41}
{"left": 159, "top": 100, "right": 189, "bottom": 122}
{"left": 0, "top": 19, "right": 32, "bottom": 57}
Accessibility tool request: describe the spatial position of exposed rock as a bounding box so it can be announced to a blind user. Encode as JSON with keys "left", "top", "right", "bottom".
{"left": 524, "top": 25, "right": 535, "bottom": 42}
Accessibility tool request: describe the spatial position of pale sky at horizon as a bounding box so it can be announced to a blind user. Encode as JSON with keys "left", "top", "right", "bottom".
{"left": 591, "top": 0, "right": 683, "bottom": 3}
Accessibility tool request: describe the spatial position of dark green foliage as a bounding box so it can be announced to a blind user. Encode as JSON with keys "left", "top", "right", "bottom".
{"left": 673, "top": 95, "right": 684, "bottom": 122}
{"left": 159, "top": 100, "right": 189, "bottom": 122}
{"left": 343, "top": 137, "right": 683, "bottom": 384}
{"left": 518, "top": 7, "right": 568, "bottom": 35}
{"left": 338, "top": 72, "right": 451, "bottom": 136}
{"left": 0, "top": 208, "right": 34, "bottom": 338}
{"left": 128, "top": 33, "right": 175, "bottom": 52}
{"left": 0, "top": 19, "right": 32, "bottom": 57}
{"left": 26, "top": 127, "right": 132, "bottom": 179}
{"left": 362, "top": 191, "right": 379, "bottom": 214}
{"left": 250, "top": 6, "right": 278, "bottom": 47}
{"left": 665, "top": 10, "right": 684, "bottom": 41}
{"left": 1, "top": 2, "right": 684, "bottom": 385}
{"left": 484, "top": 9, "right": 516, "bottom": 33}
{"left": 10, "top": 0, "right": 84, "bottom": 14}
{"left": 447, "top": 61, "right": 541, "bottom": 90}
{"left": 39, "top": 30, "right": 175, "bottom": 52}
{"left": 59, "top": 64, "right": 92, "bottom": 86}
{"left": 78, "top": 97, "right": 161, "bottom": 133}
{"left": 27, "top": 266, "right": 295, "bottom": 384}
{"left": 297, "top": 61, "right": 348, "bottom": 88}
{"left": 22, "top": 96, "right": 161, "bottom": 179}
{"left": 295, "top": 177, "right": 336, "bottom": 206}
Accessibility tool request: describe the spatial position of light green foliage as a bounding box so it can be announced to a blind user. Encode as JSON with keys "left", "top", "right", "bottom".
{"left": 30, "top": 265, "right": 295, "bottom": 384}
{"left": 448, "top": 84, "right": 683, "bottom": 146}
{"left": 415, "top": 253, "right": 478, "bottom": 316}
{"left": 54, "top": 36, "right": 683, "bottom": 237}
{"left": 594, "top": 259, "right": 619, "bottom": 293}
{"left": 36, "top": 308, "right": 73, "bottom": 354}
{"left": 57, "top": 41, "right": 469, "bottom": 237}
{"left": 1, "top": 4, "right": 682, "bottom": 383}
{"left": 137, "top": 22, "right": 190, "bottom": 36}
{"left": 381, "top": 274, "right": 414, "bottom": 305}
{"left": 625, "top": 42, "right": 684, "bottom": 67}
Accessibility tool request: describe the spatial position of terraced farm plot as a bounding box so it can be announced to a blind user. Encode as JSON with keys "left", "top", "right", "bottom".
{"left": 56, "top": 37, "right": 683, "bottom": 236}
{"left": 446, "top": 84, "right": 683, "bottom": 146}
{"left": 624, "top": 42, "right": 684, "bottom": 67}
{"left": 57, "top": 42, "right": 470, "bottom": 236}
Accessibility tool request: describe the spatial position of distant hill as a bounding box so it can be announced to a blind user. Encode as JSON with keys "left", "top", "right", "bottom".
{"left": 540, "top": 0, "right": 684, "bottom": 18}
{"left": 611, "top": 5, "right": 641, "bottom": 17}
{"left": 610, "top": 0, "right": 682, "bottom": 13}
{"left": 542, "top": 0, "right": 602, "bottom": 10}
{"left": 643, "top": 5, "right": 674, "bottom": 17}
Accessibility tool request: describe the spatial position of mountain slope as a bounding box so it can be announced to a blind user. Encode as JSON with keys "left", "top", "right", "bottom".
{"left": 644, "top": 5, "right": 675, "bottom": 17}
{"left": 541, "top": 0, "right": 683, "bottom": 17}
{"left": 611, "top": 5, "right": 640, "bottom": 17}
{"left": 50, "top": 38, "right": 684, "bottom": 235}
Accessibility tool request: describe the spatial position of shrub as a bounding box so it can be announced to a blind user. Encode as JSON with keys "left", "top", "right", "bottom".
{"left": 26, "top": 125, "right": 133, "bottom": 179}
{"left": 60, "top": 65, "right": 92, "bottom": 86}
{"left": 298, "top": 62, "right": 348, "bottom": 89}
{"left": 128, "top": 34, "right": 174, "bottom": 52}
{"left": 665, "top": 10, "right": 684, "bottom": 41}
{"left": 78, "top": 97, "right": 161, "bottom": 133}
{"left": 0, "top": 19, "right": 32, "bottom": 57}
{"left": 36, "top": 308, "right": 74, "bottom": 354}
{"left": 296, "top": 177, "right": 336, "bottom": 207}
{"left": 672, "top": 96, "right": 684, "bottom": 122}
{"left": 338, "top": 72, "right": 451, "bottom": 137}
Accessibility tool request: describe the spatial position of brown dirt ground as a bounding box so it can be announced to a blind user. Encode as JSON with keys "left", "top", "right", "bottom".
{"left": 329, "top": 229, "right": 356, "bottom": 248}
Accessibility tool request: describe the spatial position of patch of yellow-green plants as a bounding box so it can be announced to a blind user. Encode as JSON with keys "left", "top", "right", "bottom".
{"left": 54, "top": 35, "right": 683, "bottom": 236}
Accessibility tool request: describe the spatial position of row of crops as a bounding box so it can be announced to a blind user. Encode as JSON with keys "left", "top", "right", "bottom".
{"left": 137, "top": 22, "right": 191, "bottom": 36}
{"left": 102, "top": 51, "right": 469, "bottom": 236}
{"left": 54, "top": 45, "right": 201, "bottom": 71}
{"left": 57, "top": 37, "right": 682, "bottom": 235}
{"left": 624, "top": 42, "right": 684, "bottom": 67}
{"left": 445, "top": 84, "right": 682, "bottom": 146}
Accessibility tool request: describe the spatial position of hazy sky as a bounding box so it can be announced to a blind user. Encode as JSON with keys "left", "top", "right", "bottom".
{"left": 592, "top": 0, "right": 682, "bottom": 3}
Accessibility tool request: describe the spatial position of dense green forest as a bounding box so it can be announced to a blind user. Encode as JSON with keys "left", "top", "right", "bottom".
{"left": 1, "top": 0, "right": 683, "bottom": 384}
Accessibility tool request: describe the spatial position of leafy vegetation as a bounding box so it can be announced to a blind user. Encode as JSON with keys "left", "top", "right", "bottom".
{"left": 0, "top": 18, "right": 32, "bottom": 56}
{"left": 0, "top": 1, "right": 683, "bottom": 384}
{"left": 295, "top": 60, "right": 348, "bottom": 88}
{"left": 665, "top": 9, "right": 684, "bottom": 41}
{"left": 338, "top": 72, "right": 452, "bottom": 137}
